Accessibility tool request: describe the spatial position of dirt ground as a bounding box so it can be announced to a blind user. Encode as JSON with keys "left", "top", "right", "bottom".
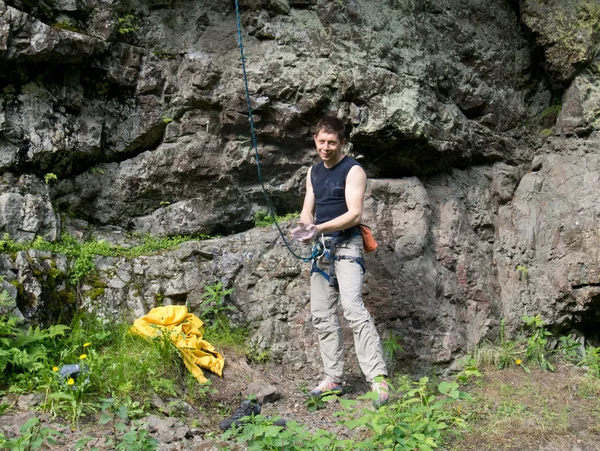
{"left": 1, "top": 357, "right": 600, "bottom": 450}
{"left": 446, "top": 364, "right": 600, "bottom": 451}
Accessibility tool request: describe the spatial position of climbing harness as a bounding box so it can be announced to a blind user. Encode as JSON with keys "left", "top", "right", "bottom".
{"left": 309, "top": 229, "right": 366, "bottom": 289}
{"left": 234, "top": 1, "right": 367, "bottom": 278}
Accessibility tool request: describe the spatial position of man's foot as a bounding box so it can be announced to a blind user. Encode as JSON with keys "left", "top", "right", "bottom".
{"left": 308, "top": 379, "right": 343, "bottom": 397}
{"left": 371, "top": 377, "right": 390, "bottom": 408}
{"left": 219, "top": 400, "right": 261, "bottom": 431}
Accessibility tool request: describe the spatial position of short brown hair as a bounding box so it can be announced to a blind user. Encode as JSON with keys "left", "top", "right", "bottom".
{"left": 314, "top": 116, "right": 346, "bottom": 141}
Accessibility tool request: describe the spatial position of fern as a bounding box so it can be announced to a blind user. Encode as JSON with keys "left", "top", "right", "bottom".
{"left": 0, "top": 287, "right": 68, "bottom": 381}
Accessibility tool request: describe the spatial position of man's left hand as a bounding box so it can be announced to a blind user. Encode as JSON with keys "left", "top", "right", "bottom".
{"left": 290, "top": 222, "right": 320, "bottom": 243}
{"left": 300, "top": 223, "right": 320, "bottom": 243}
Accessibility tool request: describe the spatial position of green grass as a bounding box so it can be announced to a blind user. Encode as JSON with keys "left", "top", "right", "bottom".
{"left": 0, "top": 232, "right": 209, "bottom": 285}
{"left": 253, "top": 210, "right": 299, "bottom": 228}
{"left": 0, "top": 278, "right": 251, "bottom": 438}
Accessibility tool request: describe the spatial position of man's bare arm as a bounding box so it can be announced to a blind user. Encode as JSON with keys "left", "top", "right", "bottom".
{"left": 299, "top": 167, "right": 315, "bottom": 225}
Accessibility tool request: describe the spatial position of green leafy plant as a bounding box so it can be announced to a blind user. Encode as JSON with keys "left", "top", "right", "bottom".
{"left": 42, "top": 342, "right": 97, "bottom": 428}
{"left": 515, "top": 265, "right": 529, "bottom": 281}
{"left": 557, "top": 334, "right": 583, "bottom": 364}
{"left": 98, "top": 398, "right": 159, "bottom": 450}
{"left": 472, "top": 315, "right": 588, "bottom": 374}
{"left": 223, "top": 414, "right": 350, "bottom": 450}
{"left": 0, "top": 417, "right": 62, "bottom": 450}
{"left": 116, "top": 15, "right": 137, "bottom": 35}
{"left": 0, "top": 285, "right": 68, "bottom": 385}
{"left": 304, "top": 393, "right": 337, "bottom": 412}
{"left": 199, "top": 281, "right": 235, "bottom": 329}
{"left": 227, "top": 375, "right": 470, "bottom": 450}
{"left": 521, "top": 314, "right": 554, "bottom": 371}
{"left": 245, "top": 336, "right": 270, "bottom": 364}
{"left": 336, "top": 376, "right": 469, "bottom": 450}
{"left": 44, "top": 173, "right": 57, "bottom": 184}
{"left": 579, "top": 346, "right": 600, "bottom": 378}
{"left": 198, "top": 282, "right": 247, "bottom": 350}
{"left": 161, "top": 115, "right": 173, "bottom": 124}
{"left": 382, "top": 331, "right": 404, "bottom": 377}
{"left": 455, "top": 355, "right": 482, "bottom": 384}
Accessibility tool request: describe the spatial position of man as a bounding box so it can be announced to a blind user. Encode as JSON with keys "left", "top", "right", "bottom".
{"left": 291, "top": 116, "right": 389, "bottom": 407}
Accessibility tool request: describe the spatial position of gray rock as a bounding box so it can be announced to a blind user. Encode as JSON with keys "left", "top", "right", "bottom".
{"left": 3, "top": 0, "right": 600, "bottom": 372}
{"left": 16, "top": 393, "right": 41, "bottom": 409}
{"left": 245, "top": 381, "right": 280, "bottom": 405}
{"left": 0, "top": 175, "right": 59, "bottom": 242}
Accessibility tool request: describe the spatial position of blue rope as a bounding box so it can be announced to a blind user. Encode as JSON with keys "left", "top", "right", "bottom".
{"left": 234, "top": 0, "right": 309, "bottom": 262}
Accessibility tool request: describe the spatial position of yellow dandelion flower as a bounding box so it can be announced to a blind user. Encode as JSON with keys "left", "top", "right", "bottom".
{"left": 52, "top": 366, "right": 59, "bottom": 372}
{"left": 80, "top": 354, "right": 87, "bottom": 359}
{"left": 67, "top": 378, "right": 75, "bottom": 386}
{"left": 83, "top": 342, "right": 91, "bottom": 347}
{"left": 515, "top": 359, "right": 522, "bottom": 365}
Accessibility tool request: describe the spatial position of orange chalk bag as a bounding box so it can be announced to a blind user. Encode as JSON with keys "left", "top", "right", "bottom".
{"left": 359, "top": 225, "right": 378, "bottom": 253}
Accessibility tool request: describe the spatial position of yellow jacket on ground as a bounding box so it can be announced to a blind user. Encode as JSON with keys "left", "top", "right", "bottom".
{"left": 130, "top": 305, "right": 224, "bottom": 383}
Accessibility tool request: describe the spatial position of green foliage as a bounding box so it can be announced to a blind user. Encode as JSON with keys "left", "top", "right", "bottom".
{"left": 224, "top": 415, "right": 350, "bottom": 450}
{"left": 46, "top": 387, "right": 96, "bottom": 430}
{"left": 0, "top": 233, "right": 206, "bottom": 286}
{"left": 226, "top": 375, "right": 470, "bottom": 450}
{"left": 98, "top": 398, "right": 159, "bottom": 450}
{"left": 303, "top": 393, "right": 336, "bottom": 412}
{"left": 245, "top": 338, "right": 271, "bottom": 364}
{"left": 337, "top": 377, "right": 469, "bottom": 450}
{"left": 197, "top": 282, "right": 248, "bottom": 353}
{"left": 44, "top": 173, "right": 57, "bottom": 184}
{"left": 10, "top": 312, "right": 209, "bottom": 426}
{"left": 2, "top": 310, "right": 214, "bottom": 442}
{"left": 117, "top": 15, "right": 137, "bottom": 35}
{"left": 253, "top": 210, "right": 299, "bottom": 228}
{"left": 521, "top": 314, "right": 554, "bottom": 371}
{"left": 198, "top": 281, "right": 235, "bottom": 328}
{"left": 579, "top": 346, "right": 600, "bottom": 378}
{"left": 64, "top": 317, "right": 185, "bottom": 403}
{"left": 382, "top": 331, "right": 404, "bottom": 377}
{"left": 471, "top": 314, "right": 596, "bottom": 377}
{"left": 0, "top": 285, "right": 68, "bottom": 384}
{"left": 540, "top": 105, "right": 562, "bottom": 120}
{"left": 541, "top": 128, "right": 553, "bottom": 136}
{"left": 0, "top": 417, "right": 62, "bottom": 450}
{"left": 455, "top": 355, "right": 483, "bottom": 384}
{"left": 515, "top": 265, "right": 529, "bottom": 280}
{"left": 161, "top": 115, "right": 173, "bottom": 124}
{"left": 149, "top": 377, "right": 177, "bottom": 397}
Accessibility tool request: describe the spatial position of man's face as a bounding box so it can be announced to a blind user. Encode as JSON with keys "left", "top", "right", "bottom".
{"left": 313, "top": 130, "right": 345, "bottom": 165}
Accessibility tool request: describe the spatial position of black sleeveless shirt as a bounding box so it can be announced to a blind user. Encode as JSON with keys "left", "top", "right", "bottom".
{"left": 311, "top": 156, "right": 362, "bottom": 226}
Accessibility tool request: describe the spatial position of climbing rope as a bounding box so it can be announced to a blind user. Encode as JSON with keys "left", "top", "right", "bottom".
{"left": 234, "top": 0, "right": 311, "bottom": 262}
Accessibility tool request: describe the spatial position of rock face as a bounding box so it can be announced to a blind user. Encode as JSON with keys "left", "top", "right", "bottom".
{"left": 1, "top": 0, "right": 600, "bottom": 369}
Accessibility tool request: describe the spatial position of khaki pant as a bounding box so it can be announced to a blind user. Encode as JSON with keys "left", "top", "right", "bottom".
{"left": 310, "top": 235, "right": 388, "bottom": 382}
